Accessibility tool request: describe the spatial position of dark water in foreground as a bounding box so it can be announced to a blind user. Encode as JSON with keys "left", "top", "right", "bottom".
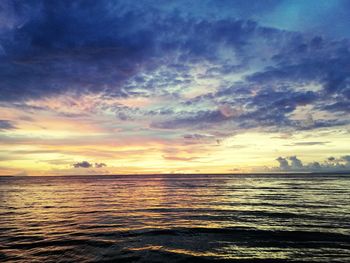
{"left": 0, "top": 174, "right": 349, "bottom": 262}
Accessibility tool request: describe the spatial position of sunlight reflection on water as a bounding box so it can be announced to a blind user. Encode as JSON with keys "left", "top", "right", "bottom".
{"left": 1, "top": 174, "right": 350, "bottom": 262}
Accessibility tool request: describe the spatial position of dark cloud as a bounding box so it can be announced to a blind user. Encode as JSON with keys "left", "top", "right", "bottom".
{"left": 72, "top": 161, "right": 107, "bottom": 168}
{"left": 0, "top": 120, "right": 16, "bottom": 130}
{"left": 154, "top": 110, "right": 228, "bottom": 129}
{"left": 273, "top": 155, "right": 350, "bottom": 172}
{"left": 150, "top": 31, "right": 349, "bottom": 131}
{"left": 0, "top": 1, "right": 160, "bottom": 101}
{"left": 276, "top": 157, "right": 290, "bottom": 170}
{"left": 323, "top": 102, "right": 350, "bottom": 113}
{"left": 73, "top": 161, "right": 92, "bottom": 168}
{"left": 328, "top": 156, "right": 336, "bottom": 162}
{"left": 289, "top": 156, "right": 303, "bottom": 169}
{"left": 73, "top": 161, "right": 107, "bottom": 168}
{"left": 0, "top": 0, "right": 349, "bottom": 134}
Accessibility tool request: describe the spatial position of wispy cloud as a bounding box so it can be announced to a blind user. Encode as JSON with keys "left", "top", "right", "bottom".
{"left": 285, "top": 141, "right": 330, "bottom": 146}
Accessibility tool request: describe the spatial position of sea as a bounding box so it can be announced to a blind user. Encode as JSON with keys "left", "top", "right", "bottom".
{"left": 0, "top": 174, "right": 349, "bottom": 262}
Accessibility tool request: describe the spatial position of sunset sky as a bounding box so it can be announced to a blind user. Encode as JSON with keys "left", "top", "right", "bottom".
{"left": 0, "top": 0, "right": 350, "bottom": 175}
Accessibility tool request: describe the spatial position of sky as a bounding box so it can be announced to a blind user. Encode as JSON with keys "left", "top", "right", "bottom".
{"left": 0, "top": 0, "right": 350, "bottom": 175}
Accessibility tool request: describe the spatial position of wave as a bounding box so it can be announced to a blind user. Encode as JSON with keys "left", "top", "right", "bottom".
{"left": 124, "top": 226, "right": 350, "bottom": 243}
{"left": 1, "top": 174, "right": 350, "bottom": 262}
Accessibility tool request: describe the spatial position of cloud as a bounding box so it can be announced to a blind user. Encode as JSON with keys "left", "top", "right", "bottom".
{"left": 341, "top": 155, "right": 350, "bottom": 163}
{"left": 149, "top": 30, "right": 350, "bottom": 132}
{"left": 286, "top": 141, "right": 329, "bottom": 146}
{"left": 162, "top": 155, "right": 197, "bottom": 161}
{"left": 273, "top": 155, "right": 350, "bottom": 172}
{"left": 152, "top": 110, "right": 229, "bottom": 130}
{"left": 0, "top": 120, "right": 16, "bottom": 130}
{"left": 276, "top": 157, "right": 290, "bottom": 170}
{"left": 0, "top": 1, "right": 161, "bottom": 102}
{"left": 73, "top": 161, "right": 107, "bottom": 168}
{"left": 328, "top": 156, "right": 336, "bottom": 162}
{"left": 94, "top": 162, "right": 107, "bottom": 168}
{"left": 73, "top": 161, "right": 92, "bottom": 168}
{"left": 0, "top": 0, "right": 349, "bottom": 162}
{"left": 289, "top": 156, "right": 303, "bottom": 169}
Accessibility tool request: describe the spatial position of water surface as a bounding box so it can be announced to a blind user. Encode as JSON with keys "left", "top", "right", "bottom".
{"left": 1, "top": 174, "right": 349, "bottom": 262}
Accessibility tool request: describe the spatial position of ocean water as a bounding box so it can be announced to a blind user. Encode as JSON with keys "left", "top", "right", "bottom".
{"left": 0, "top": 174, "right": 349, "bottom": 263}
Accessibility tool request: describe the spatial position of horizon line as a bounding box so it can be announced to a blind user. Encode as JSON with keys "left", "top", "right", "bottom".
{"left": 1, "top": 171, "right": 350, "bottom": 177}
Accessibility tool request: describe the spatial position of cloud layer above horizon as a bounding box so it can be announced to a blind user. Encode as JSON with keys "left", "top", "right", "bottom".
{"left": 0, "top": 0, "right": 349, "bottom": 175}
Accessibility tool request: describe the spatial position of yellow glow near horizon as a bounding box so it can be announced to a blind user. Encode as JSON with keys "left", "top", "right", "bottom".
{"left": 1, "top": 122, "right": 349, "bottom": 175}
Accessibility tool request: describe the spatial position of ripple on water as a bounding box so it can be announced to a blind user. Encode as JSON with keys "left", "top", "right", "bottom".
{"left": 0, "top": 174, "right": 349, "bottom": 262}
